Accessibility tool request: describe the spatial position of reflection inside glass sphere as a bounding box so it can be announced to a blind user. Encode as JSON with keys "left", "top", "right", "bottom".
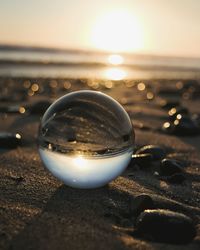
{"left": 38, "top": 90, "right": 135, "bottom": 188}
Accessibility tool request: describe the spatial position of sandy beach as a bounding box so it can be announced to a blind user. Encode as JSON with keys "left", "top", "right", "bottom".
{"left": 0, "top": 76, "right": 200, "bottom": 249}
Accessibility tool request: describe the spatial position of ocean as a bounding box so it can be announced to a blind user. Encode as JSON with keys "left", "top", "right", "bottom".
{"left": 0, "top": 46, "right": 200, "bottom": 80}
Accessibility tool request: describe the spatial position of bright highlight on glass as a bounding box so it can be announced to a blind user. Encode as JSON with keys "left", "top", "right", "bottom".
{"left": 38, "top": 90, "right": 135, "bottom": 188}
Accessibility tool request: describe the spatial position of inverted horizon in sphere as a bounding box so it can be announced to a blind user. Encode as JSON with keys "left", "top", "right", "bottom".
{"left": 39, "top": 149, "right": 133, "bottom": 188}
{"left": 38, "top": 90, "right": 135, "bottom": 188}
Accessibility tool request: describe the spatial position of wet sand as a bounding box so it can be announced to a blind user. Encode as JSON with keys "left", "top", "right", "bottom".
{"left": 0, "top": 77, "right": 200, "bottom": 249}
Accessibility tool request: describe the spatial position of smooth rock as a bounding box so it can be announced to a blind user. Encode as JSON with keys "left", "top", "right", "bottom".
{"left": 130, "top": 194, "right": 154, "bottom": 216}
{"left": 168, "top": 106, "right": 189, "bottom": 121}
{"left": 131, "top": 153, "right": 153, "bottom": 168}
{"left": 183, "top": 80, "right": 199, "bottom": 89}
{"left": 164, "top": 173, "right": 186, "bottom": 184}
{"left": 0, "top": 105, "right": 24, "bottom": 114}
{"left": 175, "top": 116, "right": 200, "bottom": 134}
{"left": 165, "top": 153, "right": 188, "bottom": 167}
{"left": 135, "top": 209, "right": 196, "bottom": 243}
{"left": 192, "top": 113, "right": 200, "bottom": 127}
{"left": 135, "top": 145, "right": 166, "bottom": 161}
{"left": 160, "top": 158, "right": 184, "bottom": 176}
{"left": 9, "top": 175, "right": 25, "bottom": 183}
{"left": 162, "top": 116, "right": 200, "bottom": 136}
{"left": 0, "top": 132, "right": 22, "bottom": 149}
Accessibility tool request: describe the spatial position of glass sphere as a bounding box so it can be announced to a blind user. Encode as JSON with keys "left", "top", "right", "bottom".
{"left": 38, "top": 90, "right": 135, "bottom": 188}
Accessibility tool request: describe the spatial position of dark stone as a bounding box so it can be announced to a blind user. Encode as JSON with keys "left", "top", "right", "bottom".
{"left": 130, "top": 194, "right": 154, "bottom": 216}
{"left": 182, "top": 80, "right": 200, "bottom": 98}
{"left": 9, "top": 175, "right": 25, "bottom": 183}
{"left": 26, "top": 100, "right": 52, "bottom": 115}
{"left": 183, "top": 80, "right": 199, "bottom": 89}
{"left": 165, "top": 153, "right": 188, "bottom": 167}
{"left": 175, "top": 116, "right": 199, "bottom": 133}
{"left": 131, "top": 153, "right": 153, "bottom": 169}
{"left": 160, "top": 158, "right": 184, "bottom": 176}
{"left": 164, "top": 173, "right": 186, "bottom": 184}
{"left": 162, "top": 116, "right": 200, "bottom": 136}
{"left": 135, "top": 209, "right": 196, "bottom": 243}
{"left": 168, "top": 106, "right": 189, "bottom": 121}
{"left": 0, "top": 132, "right": 22, "bottom": 149}
{"left": 0, "top": 105, "right": 23, "bottom": 114}
{"left": 192, "top": 113, "right": 200, "bottom": 127}
{"left": 135, "top": 145, "right": 166, "bottom": 161}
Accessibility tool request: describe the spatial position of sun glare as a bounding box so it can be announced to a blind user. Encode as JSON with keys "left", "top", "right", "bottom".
{"left": 91, "top": 10, "right": 143, "bottom": 52}
{"left": 108, "top": 54, "right": 124, "bottom": 65}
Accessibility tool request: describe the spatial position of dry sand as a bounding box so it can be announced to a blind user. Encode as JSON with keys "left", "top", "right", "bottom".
{"left": 0, "top": 78, "right": 200, "bottom": 250}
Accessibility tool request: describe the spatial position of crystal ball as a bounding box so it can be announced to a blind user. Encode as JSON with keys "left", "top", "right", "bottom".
{"left": 38, "top": 90, "right": 135, "bottom": 188}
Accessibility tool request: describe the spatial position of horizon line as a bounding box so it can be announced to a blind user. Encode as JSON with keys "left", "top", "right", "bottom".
{"left": 0, "top": 43, "right": 200, "bottom": 60}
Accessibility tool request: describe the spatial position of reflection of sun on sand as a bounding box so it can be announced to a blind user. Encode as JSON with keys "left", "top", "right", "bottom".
{"left": 91, "top": 10, "right": 143, "bottom": 52}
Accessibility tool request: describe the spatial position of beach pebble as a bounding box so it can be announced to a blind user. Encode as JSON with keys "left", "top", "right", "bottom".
{"left": 0, "top": 105, "right": 25, "bottom": 114}
{"left": 166, "top": 153, "right": 188, "bottom": 167}
{"left": 183, "top": 80, "right": 199, "bottom": 89}
{"left": 9, "top": 175, "right": 25, "bottom": 184}
{"left": 131, "top": 153, "right": 153, "bottom": 168}
{"left": 0, "top": 132, "right": 22, "bottom": 149}
{"left": 182, "top": 80, "right": 200, "bottom": 97}
{"left": 175, "top": 116, "right": 200, "bottom": 135}
{"left": 135, "top": 145, "right": 166, "bottom": 161}
{"left": 162, "top": 116, "right": 200, "bottom": 136}
{"left": 192, "top": 113, "right": 200, "bottom": 127}
{"left": 164, "top": 173, "right": 186, "bottom": 184}
{"left": 130, "top": 194, "right": 154, "bottom": 216}
{"left": 168, "top": 106, "right": 189, "bottom": 121}
{"left": 160, "top": 158, "right": 184, "bottom": 176}
{"left": 135, "top": 209, "right": 196, "bottom": 243}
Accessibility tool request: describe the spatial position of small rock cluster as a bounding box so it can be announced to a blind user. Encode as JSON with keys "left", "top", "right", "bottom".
{"left": 128, "top": 144, "right": 196, "bottom": 243}
{"left": 162, "top": 106, "right": 200, "bottom": 136}
{"left": 130, "top": 144, "right": 186, "bottom": 184}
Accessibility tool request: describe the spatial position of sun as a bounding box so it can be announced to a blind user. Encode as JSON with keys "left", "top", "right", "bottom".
{"left": 91, "top": 10, "right": 143, "bottom": 53}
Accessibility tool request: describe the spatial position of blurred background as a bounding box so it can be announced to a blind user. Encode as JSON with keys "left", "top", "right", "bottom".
{"left": 1, "top": 0, "right": 200, "bottom": 79}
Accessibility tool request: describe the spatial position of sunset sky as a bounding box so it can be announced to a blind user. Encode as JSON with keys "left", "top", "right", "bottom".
{"left": 0, "top": 0, "right": 200, "bottom": 57}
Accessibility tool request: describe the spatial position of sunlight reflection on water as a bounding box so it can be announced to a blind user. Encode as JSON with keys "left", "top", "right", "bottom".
{"left": 104, "top": 67, "right": 127, "bottom": 80}
{"left": 108, "top": 54, "right": 124, "bottom": 65}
